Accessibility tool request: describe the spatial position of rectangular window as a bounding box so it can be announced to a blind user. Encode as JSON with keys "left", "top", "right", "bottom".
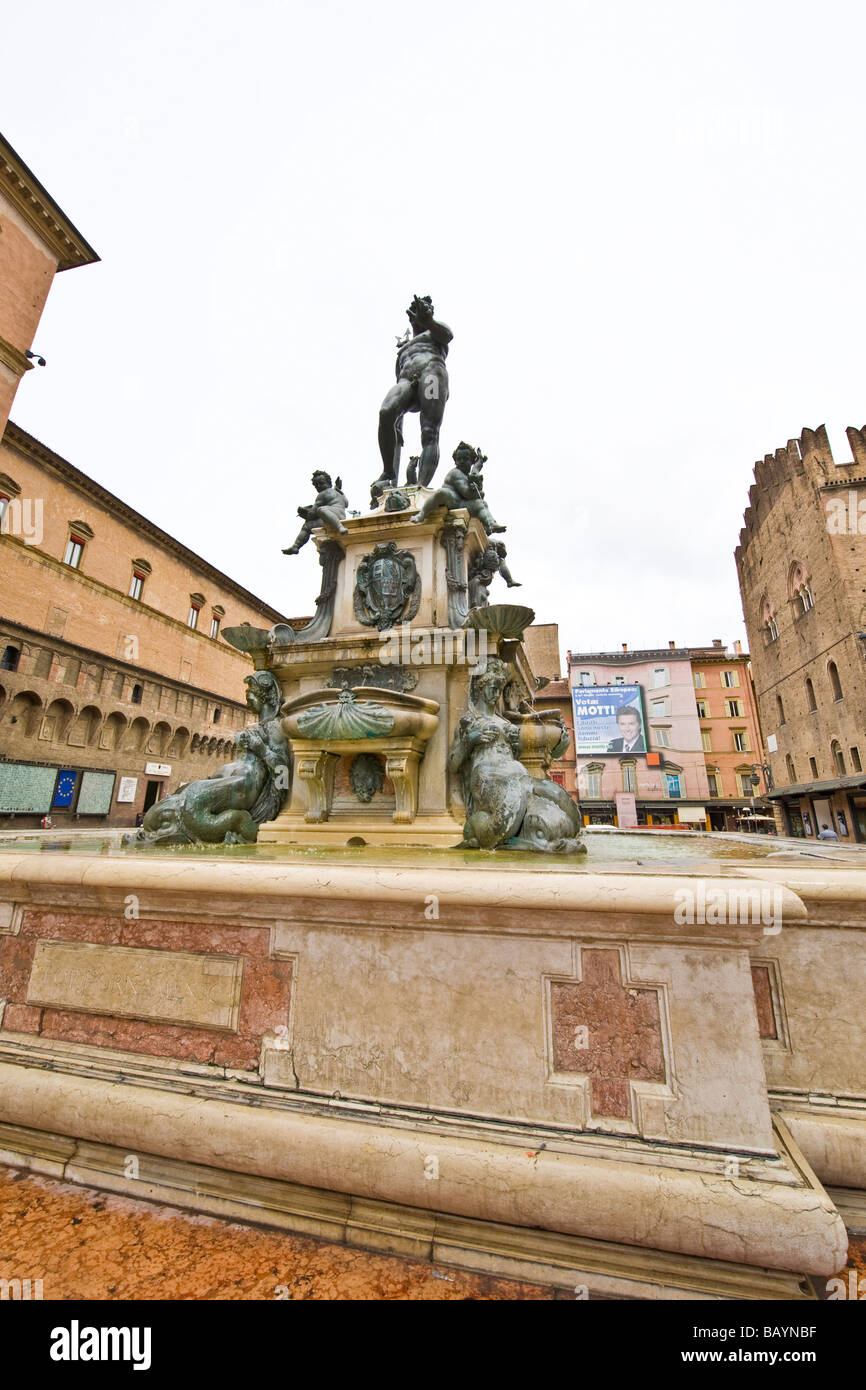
{"left": 652, "top": 667, "right": 668, "bottom": 688}
{"left": 64, "top": 537, "right": 84, "bottom": 569}
{"left": 851, "top": 746, "right": 862, "bottom": 773}
{"left": 693, "top": 672, "right": 705, "bottom": 689}
{"left": 809, "top": 756, "right": 818, "bottom": 779}
{"left": 187, "top": 605, "right": 200, "bottom": 630}
{"left": 0, "top": 495, "right": 9, "bottom": 524}
{"left": 725, "top": 699, "right": 743, "bottom": 718}
{"left": 733, "top": 730, "right": 749, "bottom": 752}
{"left": 210, "top": 616, "right": 221, "bottom": 639}
{"left": 722, "top": 670, "right": 739, "bottom": 687}
{"left": 706, "top": 771, "right": 719, "bottom": 797}
{"left": 654, "top": 727, "right": 670, "bottom": 748}
{"left": 737, "top": 773, "right": 754, "bottom": 797}
{"left": 695, "top": 700, "right": 708, "bottom": 718}
{"left": 129, "top": 572, "right": 144, "bottom": 601}
{"left": 665, "top": 772, "right": 681, "bottom": 797}
{"left": 622, "top": 762, "right": 636, "bottom": 792}
{"left": 579, "top": 671, "right": 594, "bottom": 686}
{"left": 586, "top": 771, "right": 601, "bottom": 797}
{"left": 651, "top": 698, "right": 668, "bottom": 717}
{"left": 701, "top": 729, "right": 713, "bottom": 752}
{"left": 614, "top": 675, "right": 624, "bottom": 685}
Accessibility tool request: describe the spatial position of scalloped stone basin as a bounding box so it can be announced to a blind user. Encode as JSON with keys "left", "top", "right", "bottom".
{"left": 280, "top": 686, "right": 440, "bottom": 825}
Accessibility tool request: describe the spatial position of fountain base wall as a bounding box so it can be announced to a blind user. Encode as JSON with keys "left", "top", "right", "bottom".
{"left": 0, "top": 851, "right": 858, "bottom": 1296}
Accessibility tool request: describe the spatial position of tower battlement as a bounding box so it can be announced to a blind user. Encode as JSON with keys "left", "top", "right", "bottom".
{"left": 736, "top": 422, "right": 866, "bottom": 565}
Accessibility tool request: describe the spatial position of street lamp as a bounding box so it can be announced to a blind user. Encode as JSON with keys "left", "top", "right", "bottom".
{"left": 749, "top": 762, "right": 773, "bottom": 794}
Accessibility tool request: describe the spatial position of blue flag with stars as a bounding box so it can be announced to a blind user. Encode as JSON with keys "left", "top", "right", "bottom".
{"left": 52, "top": 770, "right": 79, "bottom": 809}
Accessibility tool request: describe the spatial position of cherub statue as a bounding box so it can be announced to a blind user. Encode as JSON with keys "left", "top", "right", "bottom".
{"left": 283, "top": 471, "right": 348, "bottom": 555}
{"left": 130, "top": 671, "right": 291, "bottom": 845}
{"left": 468, "top": 542, "right": 522, "bottom": 608}
{"left": 411, "top": 442, "right": 505, "bottom": 533}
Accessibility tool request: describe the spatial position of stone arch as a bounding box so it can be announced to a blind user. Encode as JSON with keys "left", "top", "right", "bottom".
{"left": 167, "top": 726, "right": 190, "bottom": 759}
{"left": 147, "top": 720, "right": 171, "bottom": 757}
{"left": 760, "top": 593, "right": 778, "bottom": 643}
{"left": 42, "top": 698, "right": 75, "bottom": 743}
{"left": 830, "top": 739, "right": 846, "bottom": 776}
{"left": 100, "top": 711, "right": 127, "bottom": 751}
{"left": 125, "top": 716, "right": 151, "bottom": 752}
{"left": 805, "top": 677, "right": 817, "bottom": 712}
{"left": 67, "top": 704, "right": 102, "bottom": 748}
{"left": 5, "top": 690, "right": 42, "bottom": 737}
{"left": 828, "top": 660, "right": 843, "bottom": 702}
{"left": 787, "top": 560, "right": 813, "bottom": 614}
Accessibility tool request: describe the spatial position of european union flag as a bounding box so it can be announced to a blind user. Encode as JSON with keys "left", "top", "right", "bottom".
{"left": 52, "top": 770, "right": 79, "bottom": 809}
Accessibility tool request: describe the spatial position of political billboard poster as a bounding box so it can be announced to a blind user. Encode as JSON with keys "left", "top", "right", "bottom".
{"left": 572, "top": 685, "right": 647, "bottom": 756}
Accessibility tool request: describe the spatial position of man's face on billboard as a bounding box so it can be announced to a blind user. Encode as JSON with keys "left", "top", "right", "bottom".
{"left": 618, "top": 713, "right": 641, "bottom": 744}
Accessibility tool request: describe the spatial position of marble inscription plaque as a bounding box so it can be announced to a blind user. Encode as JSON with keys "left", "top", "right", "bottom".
{"left": 26, "top": 941, "right": 243, "bottom": 1031}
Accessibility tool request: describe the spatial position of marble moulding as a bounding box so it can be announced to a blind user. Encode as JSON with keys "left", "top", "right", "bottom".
{"left": 0, "top": 849, "right": 856, "bottom": 1298}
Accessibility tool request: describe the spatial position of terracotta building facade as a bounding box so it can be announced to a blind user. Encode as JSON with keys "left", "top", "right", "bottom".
{"left": 523, "top": 624, "right": 577, "bottom": 798}
{"left": 560, "top": 641, "right": 768, "bottom": 830}
{"left": 0, "top": 131, "right": 296, "bottom": 829}
{"left": 566, "top": 645, "right": 711, "bottom": 827}
{"left": 0, "top": 134, "right": 98, "bottom": 435}
{"left": 0, "top": 423, "right": 289, "bottom": 828}
{"left": 736, "top": 422, "right": 866, "bottom": 842}
{"left": 689, "top": 641, "right": 769, "bottom": 832}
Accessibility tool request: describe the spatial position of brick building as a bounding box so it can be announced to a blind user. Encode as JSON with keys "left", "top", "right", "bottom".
{"left": 566, "top": 644, "right": 711, "bottom": 827}
{"left": 0, "top": 133, "right": 98, "bottom": 435}
{"left": 0, "top": 130, "right": 291, "bottom": 829}
{"left": 689, "top": 641, "right": 769, "bottom": 832}
{"left": 736, "top": 423, "right": 866, "bottom": 842}
{"left": 562, "top": 641, "right": 768, "bottom": 829}
{"left": 522, "top": 624, "right": 576, "bottom": 797}
{"left": 0, "top": 423, "right": 289, "bottom": 827}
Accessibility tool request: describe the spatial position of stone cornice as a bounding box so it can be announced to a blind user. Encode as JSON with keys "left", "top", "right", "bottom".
{"left": 1, "top": 421, "right": 288, "bottom": 626}
{"left": 0, "top": 133, "right": 99, "bottom": 271}
{"left": 0, "top": 333, "right": 33, "bottom": 380}
{"left": 0, "top": 614, "right": 249, "bottom": 710}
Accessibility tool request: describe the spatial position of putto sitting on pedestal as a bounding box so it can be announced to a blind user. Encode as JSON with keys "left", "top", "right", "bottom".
{"left": 283, "top": 471, "right": 348, "bottom": 555}
{"left": 412, "top": 442, "right": 505, "bottom": 532}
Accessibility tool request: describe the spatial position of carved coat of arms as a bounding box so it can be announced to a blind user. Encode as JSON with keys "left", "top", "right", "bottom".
{"left": 353, "top": 541, "right": 421, "bottom": 630}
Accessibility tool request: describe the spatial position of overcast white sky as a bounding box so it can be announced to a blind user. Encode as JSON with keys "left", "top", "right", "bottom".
{"left": 3, "top": 1, "right": 865, "bottom": 668}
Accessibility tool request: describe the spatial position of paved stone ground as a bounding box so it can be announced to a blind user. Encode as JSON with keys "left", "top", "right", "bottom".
{"left": 0, "top": 1164, "right": 554, "bottom": 1301}
{"left": 2, "top": 1163, "right": 864, "bottom": 1301}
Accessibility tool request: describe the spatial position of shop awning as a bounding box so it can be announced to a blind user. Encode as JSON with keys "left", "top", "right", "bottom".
{"left": 768, "top": 774, "right": 866, "bottom": 799}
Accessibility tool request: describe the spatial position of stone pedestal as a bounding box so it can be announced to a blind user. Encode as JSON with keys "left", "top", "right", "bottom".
{"left": 0, "top": 848, "right": 852, "bottom": 1297}
{"left": 261, "top": 495, "right": 515, "bottom": 848}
